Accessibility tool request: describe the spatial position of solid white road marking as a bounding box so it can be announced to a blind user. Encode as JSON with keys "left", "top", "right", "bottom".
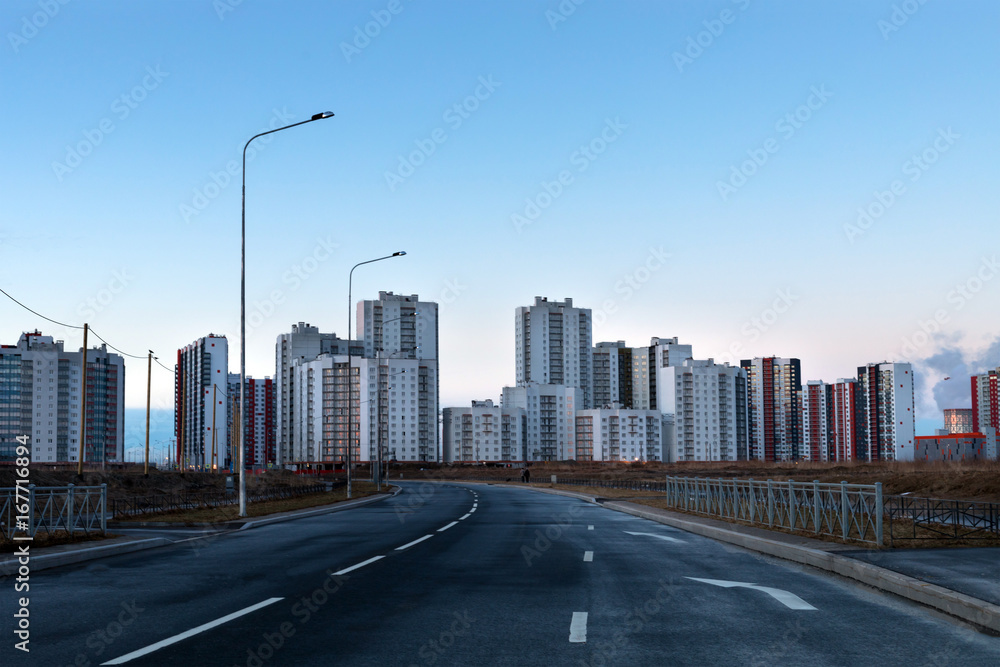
{"left": 569, "top": 612, "right": 588, "bottom": 643}
{"left": 396, "top": 535, "right": 434, "bottom": 551}
{"left": 459, "top": 513, "right": 471, "bottom": 520}
{"left": 438, "top": 521, "right": 458, "bottom": 532}
{"left": 583, "top": 551, "right": 593, "bottom": 562}
{"left": 334, "top": 555, "right": 386, "bottom": 576}
{"left": 588, "top": 525, "right": 594, "bottom": 530}
{"left": 624, "top": 531, "right": 685, "bottom": 544}
{"left": 101, "top": 597, "right": 284, "bottom": 665}
{"left": 685, "top": 577, "right": 817, "bottom": 610}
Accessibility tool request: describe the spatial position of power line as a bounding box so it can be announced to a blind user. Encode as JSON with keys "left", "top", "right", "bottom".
{"left": 0, "top": 286, "right": 84, "bottom": 330}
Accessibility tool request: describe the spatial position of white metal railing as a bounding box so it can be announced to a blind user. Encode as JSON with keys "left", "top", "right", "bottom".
{"left": 0, "top": 484, "right": 107, "bottom": 539}
{"left": 664, "top": 476, "right": 883, "bottom": 545}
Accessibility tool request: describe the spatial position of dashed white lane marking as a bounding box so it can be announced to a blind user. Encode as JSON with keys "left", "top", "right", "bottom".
{"left": 459, "top": 513, "right": 472, "bottom": 520}
{"left": 588, "top": 525, "right": 594, "bottom": 530}
{"left": 624, "top": 530, "right": 685, "bottom": 544}
{"left": 583, "top": 551, "right": 593, "bottom": 562}
{"left": 396, "top": 535, "right": 434, "bottom": 551}
{"left": 334, "top": 555, "right": 386, "bottom": 575}
{"left": 468, "top": 507, "right": 477, "bottom": 513}
{"left": 101, "top": 597, "right": 284, "bottom": 664}
{"left": 438, "top": 521, "right": 458, "bottom": 532}
{"left": 686, "top": 578, "right": 817, "bottom": 610}
{"left": 569, "top": 612, "right": 588, "bottom": 643}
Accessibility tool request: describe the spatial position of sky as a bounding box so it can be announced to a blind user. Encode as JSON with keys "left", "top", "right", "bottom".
{"left": 2, "top": 0, "right": 998, "bottom": 438}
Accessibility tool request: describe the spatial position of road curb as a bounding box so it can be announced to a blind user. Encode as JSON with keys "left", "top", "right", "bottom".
{"left": 239, "top": 489, "right": 396, "bottom": 530}
{"left": 604, "top": 500, "right": 1000, "bottom": 635}
{"left": 1, "top": 537, "right": 172, "bottom": 575}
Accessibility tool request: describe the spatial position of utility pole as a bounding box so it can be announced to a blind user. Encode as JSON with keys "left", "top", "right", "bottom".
{"left": 144, "top": 351, "right": 152, "bottom": 476}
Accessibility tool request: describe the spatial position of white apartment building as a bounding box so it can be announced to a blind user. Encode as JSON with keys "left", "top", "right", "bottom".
{"left": 227, "top": 373, "right": 275, "bottom": 468}
{"left": 656, "top": 359, "right": 748, "bottom": 462}
{"left": 857, "top": 362, "right": 915, "bottom": 461}
{"left": 175, "top": 334, "right": 228, "bottom": 469}
{"left": 515, "top": 297, "right": 593, "bottom": 408}
{"left": 630, "top": 337, "right": 693, "bottom": 410}
{"left": 592, "top": 342, "right": 626, "bottom": 409}
{"left": 0, "top": 331, "right": 124, "bottom": 464}
{"left": 442, "top": 399, "right": 526, "bottom": 463}
{"left": 575, "top": 405, "right": 666, "bottom": 462}
{"left": 275, "top": 322, "right": 357, "bottom": 465}
{"left": 502, "top": 383, "right": 579, "bottom": 461}
{"left": 360, "top": 291, "right": 439, "bottom": 362}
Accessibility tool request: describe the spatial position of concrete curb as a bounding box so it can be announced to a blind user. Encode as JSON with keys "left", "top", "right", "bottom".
{"left": 604, "top": 500, "right": 1000, "bottom": 635}
{"left": 239, "top": 489, "right": 396, "bottom": 530}
{"left": 1, "top": 538, "right": 172, "bottom": 575}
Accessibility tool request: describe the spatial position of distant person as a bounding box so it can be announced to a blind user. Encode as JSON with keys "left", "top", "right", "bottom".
{"left": 521, "top": 467, "right": 530, "bottom": 483}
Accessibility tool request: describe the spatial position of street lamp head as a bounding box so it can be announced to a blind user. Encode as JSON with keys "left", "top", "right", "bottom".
{"left": 392, "top": 251, "right": 406, "bottom": 256}
{"left": 311, "top": 111, "right": 335, "bottom": 120}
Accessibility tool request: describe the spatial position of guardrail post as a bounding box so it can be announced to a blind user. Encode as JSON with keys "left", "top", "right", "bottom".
{"left": 813, "top": 480, "right": 820, "bottom": 534}
{"left": 788, "top": 479, "right": 796, "bottom": 530}
{"left": 875, "top": 482, "right": 883, "bottom": 546}
{"left": 840, "top": 480, "right": 849, "bottom": 541}
{"left": 748, "top": 479, "right": 755, "bottom": 524}
{"left": 684, "top": 477, "right": 689, "bottom": 511}
{"left": 767, "top": 479, "right": 774, "bottom": 527}
{"left": 67, "top": 484, "right": 75, "bottom": 536}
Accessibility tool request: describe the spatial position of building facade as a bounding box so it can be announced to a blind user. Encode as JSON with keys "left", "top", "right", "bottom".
{"left": 502, "top": 383, "right": 580, "bottom": 461}
{"left": 857, "top": 362, "right": 915, "bottom": 461}
{"left": 915, "top": 427, "right": 998, "bottom": 462}
{"left": 0, "top": 331, "right": 124, "bottom": 463}
{"left": 575, "top": 406, "right": 665, "bottom": 462}
{"left": 228, "top": 373, "right": 275, "bottom": 467}
{"left": 971, "top": 368, "right": 999, "bottom": 433}
{"left": 515, "top": 297, "right": 593, "bottom": 408}
{"left": 742, "top": 357, "right": 802, "bottom": 461}
{"left": 801, "top": 380, "right": 831, "bottom": 461}
{"left": 442, "top": 399, "right": 526, "bottom": 463}
{"left": 944, "top": 408, "right": 974, "bottom": 434}
{"left": 175, "top": 334, "right": 228, "bottom": 469}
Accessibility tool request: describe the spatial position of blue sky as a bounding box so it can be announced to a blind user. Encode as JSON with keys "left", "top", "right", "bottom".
{"left": 2, "top": 1, "right": 998, "bottom": 436}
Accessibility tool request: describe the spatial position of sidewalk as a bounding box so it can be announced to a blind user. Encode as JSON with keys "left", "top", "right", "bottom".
{"left": 0, "top": 488, "right": 396, "bottom": 576}
{"left": 514, "top": 483, "right": 1000, "bottom": 634}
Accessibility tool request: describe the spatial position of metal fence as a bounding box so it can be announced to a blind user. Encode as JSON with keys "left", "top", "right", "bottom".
{"left": 662, "top": 476, "right": 883, "bottom": 545}
{"left": 108, "top": 483, "right": 328, "bottom": 518}
{"left": 886, "top": 495, "right": 1000, "bottom": 543}
{"left": 0, "top": 484, "right": 107, "bottom": 539}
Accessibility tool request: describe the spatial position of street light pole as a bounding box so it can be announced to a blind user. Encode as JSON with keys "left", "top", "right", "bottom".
{"left": 347, "top": 251, "right": 406, "bottom": 499}
{"left": 240, "top": 110, "right": 333, "bottom": 517}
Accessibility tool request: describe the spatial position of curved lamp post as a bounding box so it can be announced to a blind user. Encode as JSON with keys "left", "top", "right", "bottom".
{"left": 240, "top": 111, "right": 334, "bottom": 517}
{"left": 346, "top": 251, "right": 406, "bottom": 498}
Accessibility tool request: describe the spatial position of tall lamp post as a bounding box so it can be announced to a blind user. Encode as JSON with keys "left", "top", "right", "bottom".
{"left": 240, "top": 110, "right": 334, "bottom": 518}
{"left": 346, "top": 251, "right": 406, "bottom": 499}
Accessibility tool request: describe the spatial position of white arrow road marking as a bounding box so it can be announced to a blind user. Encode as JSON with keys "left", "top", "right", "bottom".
{"left": 569, "top": 612, "right": 588, "bottom": 643}
{"left": 624, "top": 531, "right": 685, "bottom": 544}
{"left": 101, "top": 597, "right": 284, "bottom": 664}
{"left": 583, "top": 551, "right": 593, "bottom": 562}
{"left": 685, "top": 577, "right": 817, "bottom": 610}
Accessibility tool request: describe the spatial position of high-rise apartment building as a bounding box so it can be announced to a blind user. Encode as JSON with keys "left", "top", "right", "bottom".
{"left": 575, "top": 406, "right": 666, "bottom": 462}
{"left": 628, "top": 337, "right": 693, "bottom": 410}
{"left": 0, "top": 331, "right": 124, "bottom": 463}
{"left": 360, "top": 292, "right": 438, "bottom": 361}
{"left": 515, "top": 297, "right": 593, "bottom": 408}
{"left": 442, "top": 399, "right": 526, "bottom": 463}
{"left": 228, "top": 373, "right": 275, "bottom": 467}
{"left": 592, "top": 342, "right": 627, "bottom": 409}
{"left": 801, "top": 380, "right": 831, "bottom": 461}
{"left": 275, "top": 323, "right": 359, "bottom": 464}
{"left": 656, "top": 359, "right": 747, "bottom": 462}
{"left": 741, "top": 357, "right": 802, "bottom": 461}
{"left": 502, "top": 383, "right": 579, "bottom": 461}
{"left": 971, "top": 368, "right": 999, "bottom": 433}
{"left": 175, "top": 334, "right": 228, "bottom": 469}
{"left": 857, "top": 362, "right": 915, "bottom": 461}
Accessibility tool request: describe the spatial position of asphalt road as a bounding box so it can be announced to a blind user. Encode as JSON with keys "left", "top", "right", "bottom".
{"left": 4, "top": 482, "right": 1000, "bottom": 666}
